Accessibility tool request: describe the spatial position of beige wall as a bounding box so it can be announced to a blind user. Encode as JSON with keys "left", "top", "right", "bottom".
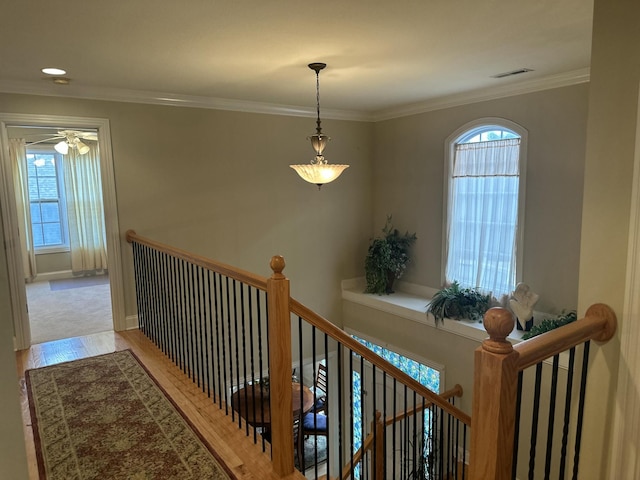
{"left": 371, "top": 84, "right": 589, "bottom": 314}
{"left": 577, "top": 0, "right": 640, "bottom": 478}
{"left": 35, "top": 251, "right": 71, "bottom": 274}
{"left": 0, "top": 93, "right": 374, "bottom": 322}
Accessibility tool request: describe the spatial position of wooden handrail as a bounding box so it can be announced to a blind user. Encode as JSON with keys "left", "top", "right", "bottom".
{"left": 291, "top": 299, "right": 472, "bottom": 426}
{"left": 469, "top": 304, "right": 617, "bottom": 480}
{"left": 125, "top": 230, "right": 268, "bottom": 290}
{"left": 514, "top": 303, "right": 617, "bottom": 370}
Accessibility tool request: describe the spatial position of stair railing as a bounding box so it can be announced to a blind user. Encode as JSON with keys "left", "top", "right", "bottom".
{"left": 127, "top": 230, "right": 616, "bottom": 480}
{"left": 126, "top": 230, "right": 470, "bottom": 479}
{"left": 470, "top": 305, "right": 616, "bottom": 480}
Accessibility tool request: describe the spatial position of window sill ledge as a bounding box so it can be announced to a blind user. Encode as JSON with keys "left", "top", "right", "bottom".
{"left": 341, "top": 277, "right": 527, "bottom": 345}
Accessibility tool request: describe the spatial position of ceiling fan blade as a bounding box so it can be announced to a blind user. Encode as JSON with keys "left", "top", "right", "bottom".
{"left": 26, "top": 137, "right": 63, "bottom": 146}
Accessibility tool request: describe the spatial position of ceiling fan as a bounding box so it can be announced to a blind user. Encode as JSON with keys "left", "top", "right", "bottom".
{"left": 26, "top": 129, "right": 98, "bottom": 155}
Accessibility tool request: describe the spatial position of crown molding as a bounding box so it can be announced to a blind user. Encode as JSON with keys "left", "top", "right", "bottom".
{"left": 371, "top": 68, "right": 591, "bottom": 122}
{"left": 0, "top": 79, "right": 370, "bottom": 122}
{"left": 0, "top": 68, "right": 589, "bottom": 124}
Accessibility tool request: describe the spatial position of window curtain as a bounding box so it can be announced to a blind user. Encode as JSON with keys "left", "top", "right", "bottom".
{"left": 63, "top": 145, "right": 108, "bottom": 273}
{"left": 445, "top": 138, "right": 521, "bottom": 299}
{"left": 9, "top": 138, "right": 37, "bottom": 281}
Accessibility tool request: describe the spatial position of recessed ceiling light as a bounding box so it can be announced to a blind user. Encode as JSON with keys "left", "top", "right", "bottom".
{"left": 41, "top": 67, "right": 66, "bottom": 75}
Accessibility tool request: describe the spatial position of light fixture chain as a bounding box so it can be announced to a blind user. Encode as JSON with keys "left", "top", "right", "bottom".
{"left": 316, "top": 69, "right": 322, "bottom": 135}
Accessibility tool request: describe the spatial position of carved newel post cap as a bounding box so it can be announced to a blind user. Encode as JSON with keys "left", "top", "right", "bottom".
{"left": 482, "top": 307, "right": 515, "bottom": 354}
{"left": 270, "top": 255, "right": 286, "bottom": 278}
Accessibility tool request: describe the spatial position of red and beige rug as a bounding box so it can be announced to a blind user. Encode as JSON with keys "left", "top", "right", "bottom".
{"left": 26, "top": 350, "right": 235, "bottom": 480}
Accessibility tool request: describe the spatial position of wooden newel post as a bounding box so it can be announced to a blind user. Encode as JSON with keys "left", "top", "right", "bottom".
{"left": 469, "top": 307, "right": 519, "bottom": 480}
{"left": 267, "top": 255, "right": 294, "bottom": 476}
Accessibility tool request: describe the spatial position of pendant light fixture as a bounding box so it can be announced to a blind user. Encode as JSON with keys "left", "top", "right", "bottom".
{"left": 290, "top": 63, "right": 349, "bottom": 189}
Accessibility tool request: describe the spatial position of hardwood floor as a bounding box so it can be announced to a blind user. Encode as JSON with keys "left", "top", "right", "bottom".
{"left": 16, "top": 330, "right": 306, "bottom": 480}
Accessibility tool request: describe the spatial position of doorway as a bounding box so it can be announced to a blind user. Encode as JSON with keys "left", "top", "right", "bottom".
{"left": 0, "top": 113, "right": 126, "bottom": 349}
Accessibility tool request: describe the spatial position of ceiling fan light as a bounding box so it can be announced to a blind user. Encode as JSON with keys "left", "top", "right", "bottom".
{"left": 76, "top": 140, "right": 90, "bottom": 155}
{"left": 54, "top": 140, "right": 69, "bottom": 155}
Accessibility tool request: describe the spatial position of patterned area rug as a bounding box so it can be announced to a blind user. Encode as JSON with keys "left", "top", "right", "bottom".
{"left": 26, "top": 350, "right": 235, "bottom": 480}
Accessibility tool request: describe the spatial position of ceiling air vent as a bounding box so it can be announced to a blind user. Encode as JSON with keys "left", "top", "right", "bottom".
{"left": 491, "top": 68, "right": 534, "bottom": 79}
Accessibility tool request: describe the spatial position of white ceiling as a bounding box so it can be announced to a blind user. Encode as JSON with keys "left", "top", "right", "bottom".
{"left": 0, "top": 0, "right": 593, "bottom": 120}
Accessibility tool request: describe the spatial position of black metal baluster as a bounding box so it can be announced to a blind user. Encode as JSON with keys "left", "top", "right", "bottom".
{"left": 218, "top": 273, "right": 229, "bottom": 417}
{"left": 572, "top": 341, "right": 591, "bottom": 480}
{"left": 337, "top": 343, "right": 344, "bottom": 478}
{"left": 162, "top": 252, "right": 172, "bottom": 358}
{"left": 324, "top": 333, "right": 330, "bottom": 477}
{"left": 176, "top": 256, "right": 186, "bottom": 374}
{"left": 462, "top": 422, "right": 467, "bottom": 480}
{"left": 529, "top": 362, "right": 544, "bottom": 479}
{"left": 544, "top": 355, "right": 560, "bottom": 479}
{"left": 197, "top": 266, "right": 208, "bottom": 394}
{"left": 240, "top": 283, "right": 249, "bottom": 437}
{"left": 139, "top": 244, "right": 150, "bottom": 337}
{"left": 559, "top": 347, "right": 576, "bottom": 479}
{"left": 154, "top": 250, "right": 167, "bottom": 355}
{"left": 231, "top": 279, "right": 242, "bottom": 428}
{"left": 165, "top": 255, "right": 178, "bottom": 365}
{"left": 203, "top": 268, "right": 212, "bottom": 398}
{"left": 187, "top": 263, "right": 197, "bottom": 382}
{"left": 256, "top": 288, "right": 265, "bottom": 451}
{"left": 131, "top": 243, "right": 143, "bottom": 333}
{"left": 180, "top": 259, "right": 190, "bottom": 376}
{"left": 513, "top": 370, "right": 524, "bottom": 480}
{"left": 297, "top": 317, "right": 304, "bottom": 468}
{"left": 151, "top": 247, "right": 161, "bottom": 347}
{"left": 349, "top": 351, "right": 354, "bottom": 477}
{"left": 247, "top": 286, "right": 257, "bottom": 443}
{"left": 214, "top": 272, "right": 226, "bottom": 411}
{"left": 392, "top": 378, "right": 397, "bottom": 480}
{"left": 372, "top": 364, "right": 378, "bottom": 480}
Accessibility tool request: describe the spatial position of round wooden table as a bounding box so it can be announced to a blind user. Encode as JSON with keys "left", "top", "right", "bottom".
{"left": 231, "top": 382, "right": 313, "bottom": 427}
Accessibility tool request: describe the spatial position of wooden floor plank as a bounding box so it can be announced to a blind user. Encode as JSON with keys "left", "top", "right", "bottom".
{"left": 16, "top": 330, "right": 306, "bottom": 480}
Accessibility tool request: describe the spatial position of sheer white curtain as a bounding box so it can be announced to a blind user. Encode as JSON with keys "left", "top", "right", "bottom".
{"left": 63, "top": 145, "right": 108, "bottom": 273}
{"left": 445, "top": 138, "right": 521, "bottom": 299}
{"left": 9, "top": 138, "right": 37, "bottom": 281}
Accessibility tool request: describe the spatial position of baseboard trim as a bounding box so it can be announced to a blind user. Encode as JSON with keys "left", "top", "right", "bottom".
{"left": 125, "top": 314, "right": 139, "bottom": 331}
{"left": 33, "top": 270, "right": 74, "bottom": 282}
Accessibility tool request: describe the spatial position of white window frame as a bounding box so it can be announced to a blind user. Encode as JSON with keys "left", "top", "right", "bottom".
{"left": 442, "top": 117, "right": 528, "bottom": 298}
{"left": 26, "top": 145, "right": 70, "bottom": 254}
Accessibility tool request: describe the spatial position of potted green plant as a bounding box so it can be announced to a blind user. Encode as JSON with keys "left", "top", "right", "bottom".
{"left": 521, "top": 311, "right": 577, "bottom": 340}
{"left": 427, "top": 281, "right": 491, "bottom": 324}
{"left": 364, "top": 216, "right": 417, "bottom": 295}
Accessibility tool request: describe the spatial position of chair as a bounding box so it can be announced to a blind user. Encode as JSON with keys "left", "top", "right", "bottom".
{"left": 311, "top": 363, "right": 328, "bottom": 413}
{"left": 298, "top": 410, "right": 328, "bottom": 471}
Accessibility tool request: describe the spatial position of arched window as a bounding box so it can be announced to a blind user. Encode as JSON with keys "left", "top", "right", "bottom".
{"left": 443, "top": 118, "right": 527, "bottom": 300}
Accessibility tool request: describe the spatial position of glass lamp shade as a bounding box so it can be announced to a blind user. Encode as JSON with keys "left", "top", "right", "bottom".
{"left": 76, "top": 140, "right": 90, "bottom": 155}
{"left": 290, "top": 163, "right": 349, "bottom": 187}
{"left": 54, "top": 140, "right": 69, "bottom": 155}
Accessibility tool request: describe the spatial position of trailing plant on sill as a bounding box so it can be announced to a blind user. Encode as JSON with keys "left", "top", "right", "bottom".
{"left": 521, "top": 310, "right": 577, "bottom": 340}
{"left": 364, "top": 215, "right": 417, "bottom": 295}
{"left": 426, "top": 281, "right": 491, "bottom": 325}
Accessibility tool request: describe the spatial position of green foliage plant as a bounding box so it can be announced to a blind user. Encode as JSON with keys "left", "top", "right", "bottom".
{"left": 521, "top": 311, "right": 577, "bottom": 340}
{"left": 364, "top": 216, "right": 417, "bottom": 295}
{"left": 427, "top": 281, "right": 491, "bottom": 325}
